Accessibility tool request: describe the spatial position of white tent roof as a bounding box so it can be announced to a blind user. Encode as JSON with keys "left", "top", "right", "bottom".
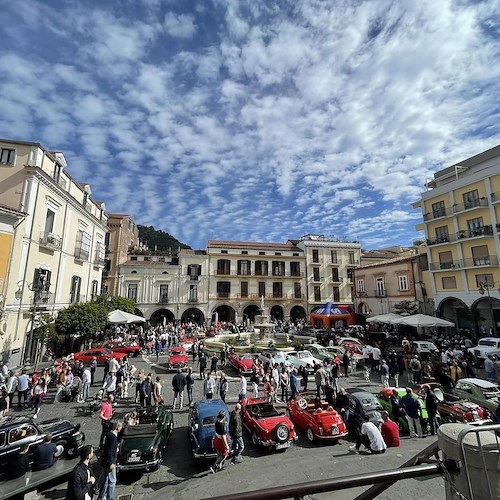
{"left": 365, "top": 313, "right": 403, "bottom": 324}
{"left": 107, "top": 309, "right": 145, "bottom": 324}
{"left": 392, "top": 314, "right": 454, "bottom": 328}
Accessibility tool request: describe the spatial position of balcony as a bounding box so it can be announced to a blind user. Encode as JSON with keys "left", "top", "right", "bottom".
{"left": 375, "top": 290, "right": 386, "bottom": 297}
{"left": 491, "top": 191, "right": 500, "bottom": 203}
{"left": 426, "top": 235, "right": 455, "bottom": 246}
{"left": 429, "top": 260, "right": 462, "bottom": 271}
{"left": 214, "top": 270, "right": 303, "bottom": 277}
{"left": 188, "top": 297, "right": 199, "bottom": 303}
{"left": 423, "top": 197, "right": 489, "bottom": 221}
{"left": 210, "top": 293, "right": 301, "bottom": 301}
{"left": 74, "top": 247, "right": 90, "bottom": 261}
{"left": 39, "top": 231, "right": 62, "bottom": 250}
{"left": 157, "top": 296, "right": 169, "bottom": 304}
{"left": 423, "top": 207, "right": 453, "bottom": 221}
{"left": 32, "top": 290, "right": 54, "bottom": 307}
{"left": 188, "top": 275, "right": 199, "bottom": 281}
{"left": 456, "top": 225, "right": 493, "bottom": 240}
{"left": 462, "top": 256, "right": 499, "bottom": 268}
{"left": 452, "top": 197, "right": 489, "bottom": 214}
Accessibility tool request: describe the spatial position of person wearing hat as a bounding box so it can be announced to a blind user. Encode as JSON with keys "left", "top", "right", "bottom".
{"left": 210, "top": 410, "right": 229, "bottom": 473}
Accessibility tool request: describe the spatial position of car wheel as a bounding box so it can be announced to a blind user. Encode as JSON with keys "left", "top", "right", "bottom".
{"left": 54, "top": 439, "right": 68, "bottom": 459}
{"left": 251, "top": 431, "right": 259, "bottom": 446}
{"left": 274, "top": 424, "right": 290, "bottom": 443}
{"left": 306, "top": 427, "right": 315, "bottom": 442}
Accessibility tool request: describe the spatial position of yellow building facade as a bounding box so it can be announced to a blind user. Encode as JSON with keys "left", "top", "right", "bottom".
{"left": 414, "top": 144, "right": 500, "bottom": 334}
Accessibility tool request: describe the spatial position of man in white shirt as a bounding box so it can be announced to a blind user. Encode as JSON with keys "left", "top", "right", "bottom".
{"left": 17, "top": 370, "right": 30, "bottom": 409}
{"left": 238, "top": 373, "right": 247, "bottom": 401}
{"left": 350, "top": 415, "right": 387, "bottom": 454}
{"left": 81, "top": 367, "right": 92, "bottom": 402}
{"left": 371, "top": 346, "right": 381, "bottom": 372}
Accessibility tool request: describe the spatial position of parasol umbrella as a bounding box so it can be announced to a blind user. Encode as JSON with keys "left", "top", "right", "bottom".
{"left": 365, "top": 313, "right": 403, "bottom": 324}
{"left": 392, "top": 314, "right": 454, "bottom": 328}
{"left": 108, "top": 309, "right": 146, "bottom": 324}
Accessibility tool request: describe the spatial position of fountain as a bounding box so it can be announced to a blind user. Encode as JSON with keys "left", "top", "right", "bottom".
{"left": 253, "top": 296, "right": 276, "bottom": 339}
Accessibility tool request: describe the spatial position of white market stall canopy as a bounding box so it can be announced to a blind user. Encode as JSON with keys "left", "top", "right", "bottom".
{"left": 365, "top": 313, "right": 403, "bottom": 324}
{"left": 108, "top": 309, "right": 146, "bottom": 324}
{"left": 392, "top": 314, "right": 454, "bottom": 328}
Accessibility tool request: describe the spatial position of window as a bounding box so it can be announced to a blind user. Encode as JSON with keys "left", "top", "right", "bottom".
{"left": 463, "top": 189, "right": 480, "bottom": 209}
{"left": 70, "top": 275, "right": 82, "bottom": 303}
{"left": 331, "top": 250, "right": 337, "bottom": 264}
{"left": 217, "top": 259, "right": 231, "bottom": 274}
{"left": 272, "top": 261, "right": 285, "bottom": 276}
{"left": 275, "top": 252, "right": 282, "bottom": 256}
{"left": 75, "top": 230, "right": 91, "bottom": 260}
{"left": 258, "top": 282, "right": 266, "bottom": 297}
{"left": 332, "top": 286, "right": 340, "bottom": 302}
{"left": 0, "top": 147, "right": 15, "bottom": 164}
{"left": 127, "top": 284, "right": 138, "bottom": 301}
{"left": 348, "top": 251, "right": 356, "bottom": 265}
{"left": 435, "top": 226, "right": 449, "bottom": 243}
{"left": 313, "top": 267, "right": 320, "bottom": 281}
{"left": 376, "top": 278, "right": 385, "bottom": 296}
{"left": 259, "top": 251, "right": 266, "bottom": 255}
{"left": 475, "top": 274, "right": 494, "bottom": 287}
{"left": 33, "top": 268, "right": 51, "bottom": 292}
{"left": 189, "top": 284, "right": 198, "bottom": 302}
{"left": 314, "top": 286, "right": 321, "bottom": 302}
{"left": 471, "top": 245, "right": 490, "bottom": 266}
{"left": 221, "top": 250, "right": 228, "bottom": 254}
{"left": 91, "top": 280, "right": 99, "bottom": 299}
{"left": 332, "top": 268, "right": 339, "bottom": 282}
{"left": 255, "top": 261, "right": 268, "bottom": 276}
{"left": 294, "top": 282, "right": 302, "bottom": 299}
{"left": 237, "top": 260, "right": 251, "bottom": 275}
{"left": 159, "top": 284, "right": 168, "bottom": 303}
{"left": 241, "top": 282, "right": 248, "bottom": 298}
{"left": 44, "top": 209, "right": 55, "bottom": 235}
{"left": 272, "top": 282, "right": 283, "bottom": 298}
{"left": 347, "top": 269, "right": 354, "bottom": 282}
{"left": 431, "top": 200, "right": 446, "bottom": 218}
{"left": 357, "top": 279, "right": 365, "bottom": 292}
{"left": 241, "top": 251, "right": 248, "bottom": 255}
{"left": 399, "top": 275, "right": 409, "bottom": 291}
{"left": 104, "top": 232, "right": 110, "bottom": 249}
{"left": 187, "top": 264, "right": 201, "bottom": 280}
{"left": 8, "top": 425, "right": 37, "bottom": 444}
{"left": 312, "top": 249, "right": 319, "bottom": 263}
{"left": 442, "top": 276, "right": 457, "bottom": 289}
{"left": 290, "top": 262, "right": 301, "bottom": 276}
{"left": 217, "top": 282, "right": 230, "bottom": 298}
{"left": 94, "top": 241, "right": 105, "bottom": 266}
{"left": 467, "top": 217, "right": 483, "bottom": 233}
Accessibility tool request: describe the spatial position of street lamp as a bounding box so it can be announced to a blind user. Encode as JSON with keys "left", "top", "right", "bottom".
{"left": 16, "top": 277, "right": 51, "bottom": 366}
{"left": 478, "top": 281, "right": 500, "bottom": 332}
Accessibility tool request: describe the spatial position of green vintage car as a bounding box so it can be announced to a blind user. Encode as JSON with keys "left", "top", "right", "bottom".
{"left": 117, "top": 406, "right": 174, "bottom": 472}
{"left": 378, "top": 387, "right": 437, "bottom": 434}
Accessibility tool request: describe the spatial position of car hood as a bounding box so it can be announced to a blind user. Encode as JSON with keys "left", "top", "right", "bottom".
{"left": 255, "top": 415, "right": 293, "bottom": 431}
{"left": 169, "top": 355, "right": 188, "bottom": 363}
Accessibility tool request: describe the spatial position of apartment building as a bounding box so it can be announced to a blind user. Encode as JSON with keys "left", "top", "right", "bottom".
{"left": 102, "top": 214, "right": 139, "bottom": 296}
{"left": 413, "top": 144, "right": 500, "bottom": 333}
{"left": 0, "top": 139, "right": 108, "bottom": 365}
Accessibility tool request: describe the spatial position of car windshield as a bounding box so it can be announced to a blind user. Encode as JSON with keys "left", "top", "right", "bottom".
{"left": 360, "top": 396, "right": 382, "bottom": 409}
{"left": 297, "top": 352, "right": 310, "bottom": 359}
{"left": 202, "top": 416, "right": 217, "bottom": 427}
{"left": 103, "top": 349, "right": 112, "bottom": 355}
{"left": 478, "top": 340, "right": 497, "bottom": 347}
{"left": 240, "top": 355, "right": 253, "bottom": 360}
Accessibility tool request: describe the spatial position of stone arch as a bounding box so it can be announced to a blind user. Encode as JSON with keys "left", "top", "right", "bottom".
{"left": 181, "top": 307, "right": 205, "bottom": 325}
{"left": 134, "top": 308, "right": 144, "bottom": 317}
{"left": 437, "top": 297, "right": 471, "bottom": 335}
{"left": 357, "top": 302, "right": 370, "bottom": 315}
{"left": 212, "top": 304, "right": 236, "bottom": 322}
{"left": 290, "top": 305, "right": 306, "bottom": 322}
{"left": 243, "top": 304, "right": 260, "bottom": 324}
{"left": 270, "top": 305, "right": 284, "bottom": 321}
{"left": 149, "top": 308, "right": 175, "bottom": 325}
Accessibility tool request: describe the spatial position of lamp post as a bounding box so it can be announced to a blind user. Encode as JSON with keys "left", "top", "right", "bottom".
{"left": 478, "top": 281, "right": 500, "bottom": 333}
{"left": 15, "top": 278, "right": 50, "bottom": 366}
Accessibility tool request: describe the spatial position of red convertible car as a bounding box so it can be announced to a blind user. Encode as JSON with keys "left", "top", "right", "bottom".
{"left": 167, "top": 347, "right": 188, "bottom": 371}
{"left": 228, "top": 353, "right": 254, "bottom": 375}
{"left": 241, "top": 398, "right": 297, "bottom": 451}
{"left": 73, "top": 348, "right": 127, "bottom": 365}
{"left": 102, "top": 341, "right": 141, "bottom": 357}
{"left": 287, "top": 393, "right": 347, "bottom": 442}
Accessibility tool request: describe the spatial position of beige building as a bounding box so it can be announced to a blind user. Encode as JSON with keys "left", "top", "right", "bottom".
{"left": 413, "top": 144, "right": 500, "bottom": 334}
{"left": 0, "top": 139, "right": 108, "bottom": 365}
{"left": 103, "top": 214, "right": 139, "bottom": 296}
{"left": 353, "top": 253, "right": 431, "bottom": 317}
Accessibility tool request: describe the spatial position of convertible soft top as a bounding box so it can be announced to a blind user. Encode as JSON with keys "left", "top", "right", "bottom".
{"left": 123, "top": 424, "right": 157, "bottom": 437}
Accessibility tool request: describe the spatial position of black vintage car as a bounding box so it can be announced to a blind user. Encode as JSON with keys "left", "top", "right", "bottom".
{"left": 345, "top": 388, "right": 384, "bottom": 436}
{"left": 0, "top": 415, "right": 85, "bottom": 479}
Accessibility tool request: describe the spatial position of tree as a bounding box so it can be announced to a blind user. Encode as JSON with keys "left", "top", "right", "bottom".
{"left": 92, "top": 295, "right": 135, "bottom": 313}
{"left": 393, "top": 300, "right": 419, "bottom": 316}
{"left": 55, "top": 302, "right": 108, "bottom": 340}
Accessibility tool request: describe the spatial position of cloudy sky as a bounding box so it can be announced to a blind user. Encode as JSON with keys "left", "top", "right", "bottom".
{"left": 1, "top": 0, "right": 499, "bottom": 249}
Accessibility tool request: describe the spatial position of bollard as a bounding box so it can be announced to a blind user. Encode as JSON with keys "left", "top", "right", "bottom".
{"left": 438, "top": 423, "right": 500, "bottom": 500}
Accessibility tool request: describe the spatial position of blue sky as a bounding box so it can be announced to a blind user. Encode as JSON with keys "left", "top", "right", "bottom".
{"left": 1, "top": 0, "right": 500, "bottom": 250}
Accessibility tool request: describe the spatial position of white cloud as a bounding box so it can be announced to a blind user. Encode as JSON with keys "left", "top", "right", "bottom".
{"left": 164, "top": 12, "right": 196, "bottom": 38}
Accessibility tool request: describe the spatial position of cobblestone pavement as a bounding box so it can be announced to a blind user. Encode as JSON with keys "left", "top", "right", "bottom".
{"left": 21, "top": 353, "right": 446, "bottom": 500}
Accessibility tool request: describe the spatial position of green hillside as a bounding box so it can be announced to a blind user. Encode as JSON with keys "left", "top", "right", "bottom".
{"left": 138, "top": 225, "right": 191, "bottom": 252}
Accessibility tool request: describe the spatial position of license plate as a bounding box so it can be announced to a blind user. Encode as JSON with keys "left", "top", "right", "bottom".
{"left": 128, "top": 453, "right": 141, "bottom": 463}
{"left": 276, "top": 442, "right": 290, "bottom": 450}
{"left": 331, "top": 426, "right": 339, "bottom": 435}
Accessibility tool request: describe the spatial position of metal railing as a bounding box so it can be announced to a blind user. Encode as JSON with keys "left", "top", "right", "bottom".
{"left": 423, "top": 197, "right": 489, "bottom": 221}
{"left": 39, "top": 231, "right": 62, "bottom": 250}
{"left": 429, "top": 260, "right": 462, "bottom": 271}
{"left": 215, "top": 270, "right": 304, "bottom": 277}
{"left": 462, "top": 255, "right": 498, "bottom": 267}
{"left": 453, "top": 197, "right": 489, "bottom": 213}
{"left": 491, "top": 191, "right": 500, "bottom": 203}
{"left": 207, "top": 441, "right": 441, "bottom": 500}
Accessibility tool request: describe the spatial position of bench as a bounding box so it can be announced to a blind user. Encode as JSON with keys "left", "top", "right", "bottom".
{"left": 0, "top": 457, "right": 87, "bottom": 500}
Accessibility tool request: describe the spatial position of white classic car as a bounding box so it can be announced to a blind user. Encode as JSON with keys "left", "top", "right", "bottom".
{"left": 285, "top": 350, "right": 322, "bottom": 373}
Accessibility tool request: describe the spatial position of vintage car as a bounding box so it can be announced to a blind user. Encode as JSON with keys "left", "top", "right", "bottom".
{"left": 258, "top": 349, "right": 287, "bottom": 367}
{"left": 287, "top": 392, "right": 347, "bottom": 442}
{"left": 415, "top": 384, "right": 492, "bottom": 425}
{"left": 378, "top": 387, "right": 435, "bottom": 433}
{"left": 0, "top": 415, "right": 85, "bottom": 480}
{"left": 337, "top": 338, "right": 367, "bottom": 355}
{"left": 117, "top": 406, "right": 173, "bottom": 471}
{"left": 286, "top": 350, "right": 322, "bottom": 374}
{"left": 345, "top": 388, "right": 384, "bottom": 436}
{"left": 447, "top": 378, "right": 500, "bottom": 414}
{"left": 73, "top": 347, "right": 127, "bottom": 365}
{"left": 241, "top": 397, "right": 297, "bottom": 451}
{"left": 166, "top": 346, "right": 189, "bottom": 371}
{"left": 180, "top": 338, "right": 195, "bottom": 353}
{"left": 189, "top": 399, "right": 230, "bottom": 459}
{"left": 325, "top": 346, "right": 363, "bottom": 366}
{"left": 102, "top": 341, "right": 141, "bottom": 357}
{"left": 228, "top": 353, "right": 255, "bottom": 374}
{"left": 304, "top": 344, "right": 335, "bottom": 362}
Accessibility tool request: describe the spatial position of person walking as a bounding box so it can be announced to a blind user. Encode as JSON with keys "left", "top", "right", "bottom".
{"left": 401, "top": 388, "right": 423, "bottom": 438}
{"left": 229, "top": 403, "right": 244, "bottom": 464}
{"left": 90, "top": 357, "right": 97, "bottom": 387}
{"left": 172, "top": 369, "right": 186, "bottom": 409}
{"left": 98, "top": 395, "right": 114, "bottom": 449}
{"left": 342, "top": 352, "right": 350, "bottom": 378}
{"left": 210, "top": 411, "right": 230, "bottom": 473}
{"left": 32, "top": 379, "right": 47, "bottom": 418}
{"left": 380, "top": 360, "right": 390, "bottom": 388}
{"left": 135, "top": 369, "right": 145, "bottom": 404}
{"left": 141, "top": 374, "right": 153, "bottom": 407}
{"left": 218, "top": 373, "right": 228, "bottom": 402}
{"left": 97, "top": 421, "right": 122, "bottom": 500}
{"left": 204, "top": 372, "right": 216, "bottom": 399}
{"left": 81, "top": 366, "right": 91, "bottom": 403}
{"left": 315, "top": 365, "right": 327, "bottom": 397}
{"left": 103, "top": 371, "right": 117, "bottom": 398}
{"left": 279, "top": 368, "right": 289, "bottom": 402}
{"left": 186, "top": 367, "right": 195, "bottom": 406}
{"left": 485, "top": 355, "right": 496, "bottom": 381}
{"left": 198, "top": 352, "right": 207, "bottom": 379}
{"left": 17, "top": 370, "right": 30, "bottom": 409}
{"left": 153, "top": 376, "right": 163, "bottom": 406}
{"left": 289, "top": 368, "right": 300, "bottom": 400}
{"left": 238, "top": 372, "right": 247, "bottom": 402}
{"left": 210, "top": 354, "right": 219, "bottom": 374}
{"left": 390, "top": 389, "right": 406, "bottom": 428}
{"left": 65, "top": 445, "right": 96, "bottom": 500}
{"left": 423, "top": 385, "right": 439, "bottom": 435}
{"left": 250, "top": 370, "right": 259, "bottom": 398}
